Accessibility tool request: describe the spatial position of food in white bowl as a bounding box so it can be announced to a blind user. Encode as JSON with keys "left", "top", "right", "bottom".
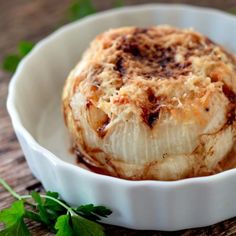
{"left": 63, "top": 25, "right": 236, "bottom": 181}
{"left": 7, "top": 4, "right": 236, "bottom": 231}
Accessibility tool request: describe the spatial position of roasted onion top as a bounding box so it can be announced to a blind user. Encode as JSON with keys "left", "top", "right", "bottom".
{"left": 62, "top": 26, "right": 236, "bottom": 180}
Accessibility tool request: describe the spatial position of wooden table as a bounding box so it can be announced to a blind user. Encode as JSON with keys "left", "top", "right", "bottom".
{"left": 1, "top": 0, "right": 236, "bottom": 235}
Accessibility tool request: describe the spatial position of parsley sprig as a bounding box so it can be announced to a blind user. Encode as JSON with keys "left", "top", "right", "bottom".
{"left": 2, "top": 41, "right": 34, "bottom": 73}
{"left": 69, "top": 0, "right": 96, "bottom": 21}
{"left": 0, "top": 178, "right": 111, "bottom": 236}
{"left": 68, "top": 0, "right": 124, "bottom": 21}
{"left": 114, "top": 0, "right": 125, "bottom": 8}
{"left": 228, "top": 7, "right": 236, "bottom": 15}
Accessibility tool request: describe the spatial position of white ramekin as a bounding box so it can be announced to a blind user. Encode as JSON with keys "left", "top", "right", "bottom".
{"left": 7, "top": 4, "right": 236, "bottom": 231}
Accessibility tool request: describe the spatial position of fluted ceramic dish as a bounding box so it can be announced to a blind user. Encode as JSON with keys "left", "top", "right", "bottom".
{"left": 7, "top": 4, "right": 236, "bottom": 231}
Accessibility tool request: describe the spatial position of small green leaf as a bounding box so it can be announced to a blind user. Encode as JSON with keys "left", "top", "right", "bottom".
{"left": 24, "top": 210, "right": 42, "bottom": 223}
{"left": 43, "top": 192, "right": 67, "bottom": 223}
{"left": 2, "top": 55, "right": 21, "bottom": 73}
{"left": 0, "top": 200, "right": 25, "bottom": 226}
{"left": 2, "top": 40, "right": 34, "bottom": 73}
{"left": 31, "top": 191, "right": 43, "bottom": 205}
{"left": 227, "top": 6, "right": 236, "bottom": 15}
{"left": 45, "top": 191, "right": 65, "bottom": 212}
{"left": 55, "top": 215, "right": 73, "bottom": 236}
{"left": 39, "top": 205, "right": 51, "bottom": 224}
{"left": 76, "top": 204, "right": 95, "bottom": 214}
{"left": 69, "top": 0, "right": 96, "bottom": 21}
{"left": 76, "top": 204, "right": 112, "bottom": 221}
{"left": 93, "top": 206, "right": 112, "bottom": 217}
{"left": 0, "top": 201, "right": 31, "bottom": 236}
{"left": 46, "top": 191, "right": 59, "bottom": 199}
{"left": 0, "top": 219, "right": 31, "bottom": 236}
{"left": 31, "top": 191, "right": 50, "bottom": 225}
{"left": 18, "top": 41, "right": 34, "bottom": 57}
{"left": 71, "top": 215, "right": 105, "bottom": 236}
{"left": 75, "top": 204, "right": 100, "bottom": 221}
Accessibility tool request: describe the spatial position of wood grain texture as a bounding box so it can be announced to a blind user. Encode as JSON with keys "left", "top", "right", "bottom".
{"left": 1, "top": 0, "right": 236, "bottom": 235}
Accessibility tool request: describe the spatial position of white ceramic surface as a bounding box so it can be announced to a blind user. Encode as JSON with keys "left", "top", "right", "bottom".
{"left": 7, "top": 4, "right": 236, "bottom": 231}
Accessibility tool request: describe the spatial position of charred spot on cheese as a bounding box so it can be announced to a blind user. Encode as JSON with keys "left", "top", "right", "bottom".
{"left": 115, "top": 56, "right": 125, "bottom": 75}
{"left": 147, "top": 88, "right": 157, "bottom": 103}
{"left": 133, "top": 27, "right": 148, "bottom": 35}
{"left": 221, "top": 85, "right": 236, "bottom": 125}
{"left": 148, "top": 109, "right": 160, "bottom": 127}
{"left": 141, "top": 88, "right": 161, "bottom": 128}
{"left": 113, "top": 27, "right": 194, "bottom": 79}
{"left": 122, "top": 42, "right": 142, "bottom": 58}
{"left": 85, "top": 100, "right": 92, "bottom": 108}
{"left": 222, "top": 84, "right": 236, "bottom": 103}
{"left": 141, "top": 106, "right": 160, "bottom": 128}
{"left": 226, "top": 108, "right": 236, "bottom": 125}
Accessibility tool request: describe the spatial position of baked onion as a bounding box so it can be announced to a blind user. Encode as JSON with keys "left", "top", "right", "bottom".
{"left": 62, "top": 26, "right": 236, "bottom": 180}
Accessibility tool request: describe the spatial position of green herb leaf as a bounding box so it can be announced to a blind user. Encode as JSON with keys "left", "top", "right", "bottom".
{"left": 92, "top": 205, "right": 112, "bottom": 217}
{"left": 75, "top": 206, "right": 101, "bottom": 221}
{"left": 2, "top": 55, "right": 21, "bottom": 73}
{"left": 227, "top": 7, "right": 236, "bottom": 15}
{"left": 31, "top": 191, "right": 43, "bottom": 205}
{"left": 0, "top": 219, "right": 31, "bottom": 236}
{"left": 71, "top": 215, "right": 105, "bottom": 236}
{"left": 44, "top": 191, "right": 66, "bottom": 212}
{"left": 55, "top": 215, "right": 73, "bottom": 236}
{"left": 0, "top": 200, "right": 25, "bottom": 226}
{"left": 76, "top": 204, "right": 112, "bottom": 221}
{"left": 0, "top": 200, "right": 31, "bottom": 236}
{"left": 24, "top": 210, "right": 43, "bottom": 223}
{"left": 18, "top": 41, "right": 34, "bottom": 57}
{"left": 69, "top": 0, "right": 96, "bottom": 21}
{"left": 31, "top": 191, "right": 50, "bottom": 225}
{"left": 2, "top": 41, "right": 34, "bottom": 73}
{"left": 114, "top": 0, "right": 124, "bottom": 8}
{"left": 44, "top": 192, "right": 67, "bottom": 223}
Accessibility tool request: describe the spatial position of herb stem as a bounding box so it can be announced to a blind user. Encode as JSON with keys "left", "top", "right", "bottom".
{"left": 0, "top": 178, "right": 76, "bottom": 216}
{"left": 24, "top": 200, "right": 37, "bottom": 208}
{"left": 0, "top": 178, "right": 22, "bottom": 200}
{"left": 41, "top": 195, "right": 75, "bottom": 215}
{"left": 21, "top": 194, "right": 76, "bottom": 216}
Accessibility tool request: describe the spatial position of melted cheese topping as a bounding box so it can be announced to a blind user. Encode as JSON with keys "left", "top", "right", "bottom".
{"left": 70, "top": 26, "right": 236, "bottom": 127}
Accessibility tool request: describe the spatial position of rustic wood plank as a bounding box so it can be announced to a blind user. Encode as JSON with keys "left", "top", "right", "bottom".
{"left": 1, "top": 0, "right": 236, "bottom": 235}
